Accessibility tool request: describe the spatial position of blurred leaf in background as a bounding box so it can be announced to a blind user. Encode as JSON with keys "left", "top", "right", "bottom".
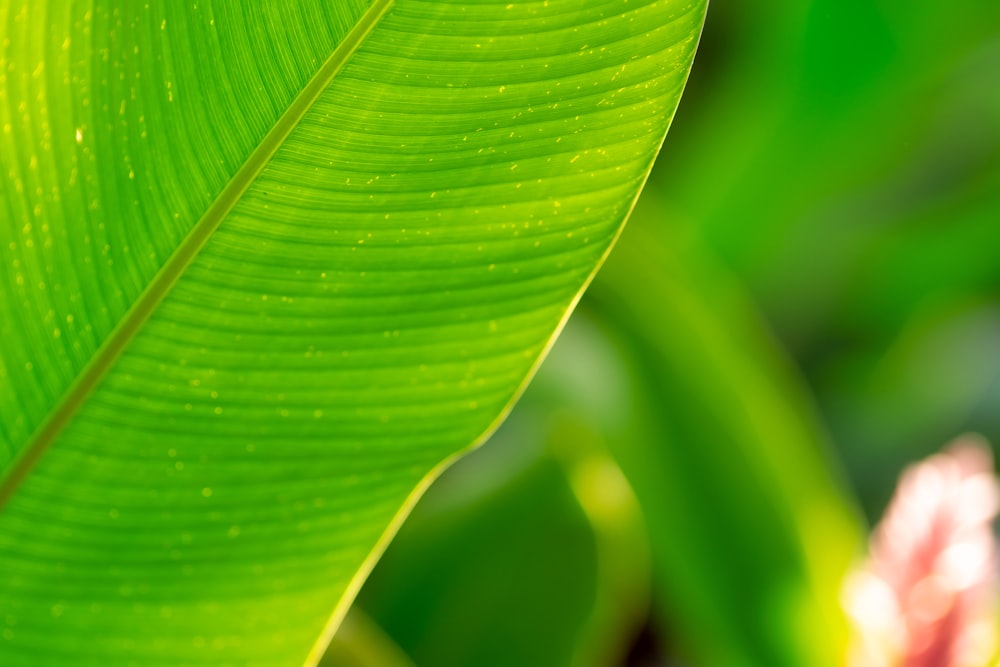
{"left": 321, "top": 609, "right": 415, "bottom": 667}
{"left": 343, "top": 335, "right": 651, "bottom": 667}
{"left": 586, "top": 194, "right": 862, "bottom": 667}
{"left": 652, "top": 0, "right": 1000, "bottom": 515}
{"left": 355, "top": 457, "right": 600, "bottom": 667}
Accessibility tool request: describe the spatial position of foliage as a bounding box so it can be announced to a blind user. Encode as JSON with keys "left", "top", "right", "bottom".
{"left": 343, "top": 1, "right": 1000, "bottom": 665}
{"left": 4, "top": 0, "right": 999, "bottom": 665}
{"left": 0, "top": 0, "right": 704, "bottom": 665}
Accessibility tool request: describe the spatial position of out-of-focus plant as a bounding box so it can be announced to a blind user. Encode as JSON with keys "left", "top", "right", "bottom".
{"left": 653, "top": 0, "right": 1000, "bottom": 515}
{"left": 844, "top": 436, "right": 999, "bottom": 667}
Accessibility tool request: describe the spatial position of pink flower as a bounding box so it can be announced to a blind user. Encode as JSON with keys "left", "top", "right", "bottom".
{"left": 843, "top": 435, "right": 999, "bottom": 667}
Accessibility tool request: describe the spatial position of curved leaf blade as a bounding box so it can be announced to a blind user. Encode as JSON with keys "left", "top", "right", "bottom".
{"left": 0, "top": 1, "right": 706, "bottom": 665}
{"left": 589, "top": 196, "right": 862, "bottom": 666}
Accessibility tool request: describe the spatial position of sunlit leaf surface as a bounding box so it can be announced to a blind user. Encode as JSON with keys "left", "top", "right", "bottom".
{"left": 0, "top": 1, "right": 705, "bottom": 664}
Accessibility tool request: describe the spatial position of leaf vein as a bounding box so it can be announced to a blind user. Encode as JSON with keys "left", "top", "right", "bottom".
{"left": 0, "top": 0, "right": 396, "bottom": 509}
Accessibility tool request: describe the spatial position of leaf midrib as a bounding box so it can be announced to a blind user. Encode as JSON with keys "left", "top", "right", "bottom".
{"left": 0, "top": 0, "right": 395, "bottom": 509}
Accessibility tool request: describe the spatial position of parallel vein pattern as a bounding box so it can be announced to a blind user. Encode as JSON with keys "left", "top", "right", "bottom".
{"left": 1, "top": 0, "right": 374, "bottom": 460}
{"left": 0, "top": 0, "right": 394, "bottom": 508}
{"left": 0, "top": 1, "right": 706, "bottom": 665}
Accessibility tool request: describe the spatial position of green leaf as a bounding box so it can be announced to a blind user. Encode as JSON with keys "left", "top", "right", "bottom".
{"left": 319, "top": 608, "right": 415, "bottom": 667}
{"left": 0, "top": 1, "right": 705, "bottom": 665}
{"left": 656, "top": 0, "right": 1000, "bottom": 512}
{"left": 351, "top": 455, "right": 600, "bottom": 667}
{"left": 346, "top": 361, "right": 650, "bottom": 667}
{"left": 586, "top": 194, "right": 862, "bottom": 666}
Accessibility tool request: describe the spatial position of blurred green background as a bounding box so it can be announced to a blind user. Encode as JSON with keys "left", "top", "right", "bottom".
{"left": 327, "top": 2, "right": 1000, "bottom": 665}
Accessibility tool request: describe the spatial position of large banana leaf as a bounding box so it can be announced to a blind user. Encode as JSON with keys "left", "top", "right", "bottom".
{"left": 0, "top": 1, "right": 706, "bottom": 665}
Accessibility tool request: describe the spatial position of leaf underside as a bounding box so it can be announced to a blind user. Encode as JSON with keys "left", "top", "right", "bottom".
{"left": 0, "top": 1, "right": 705, "bottom": 665}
